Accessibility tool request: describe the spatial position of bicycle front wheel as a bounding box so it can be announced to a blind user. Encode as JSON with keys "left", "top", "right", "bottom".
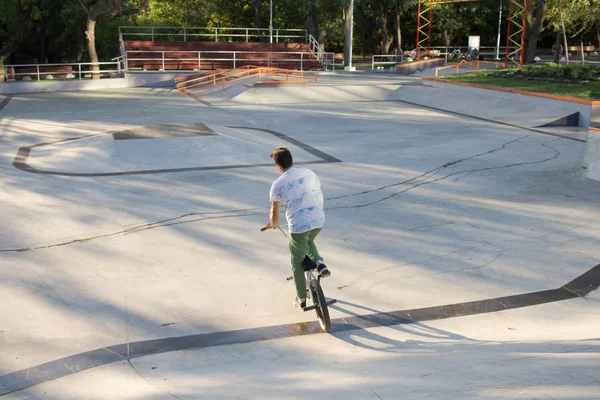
{"left": 310, "top": 280, "right": 331, "bottom": 332}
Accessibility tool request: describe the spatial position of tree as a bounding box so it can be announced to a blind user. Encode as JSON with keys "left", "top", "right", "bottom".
{"left": 0, "top": 0, "right": 35, "bottom": 83}
{"left": 546, "top": 0, "right": 593, "bottom": 65}
{"left": 343, "top": 0, "right": 352, "bottom": 66}
{"left": 78, "top": 0, "right": 148, "bottom": 77}
{"left": 523, "top": 0, "right": 548, "bottom": 64}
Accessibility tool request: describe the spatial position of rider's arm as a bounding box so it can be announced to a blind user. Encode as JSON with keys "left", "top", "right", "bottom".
{"left": 268, "top": 201, "right": 280, "bottom": 229}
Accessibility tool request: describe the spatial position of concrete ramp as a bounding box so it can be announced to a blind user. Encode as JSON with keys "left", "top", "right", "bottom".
{"left": 229, "top": 83, "right": 402, "bottom": 105}
{"left": 394, "top": 85, "right": 586, "bottom": 129}
{"left": 15, "top": 123, "right": 329, "bottom": 176}
{"left": 219, "top": 82, "right": 586, "bottom": 130}
{"left": 536, "top": 112, "right": 580, "bottom": 128}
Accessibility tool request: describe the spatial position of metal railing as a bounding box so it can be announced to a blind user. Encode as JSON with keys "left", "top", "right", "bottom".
{"left": 369, "top": 45, "right": 520, "bottom": 70}
{"left": 119, "top": 26, "right": 307, "bottom": 43}
{"left": 125, "top": 50, "right": 335, "bottom": 71}
{"left": 424, "top": 46, "right": 518, "bottom": 62}
{"left": 2, "top": 61, "right": 123, "bottom": 82}
{"left": 175, "top": 66, "right": 318, "bottom": 95}
{"left": 118, "top": 27, "right": 332, "bottom": 72}
{"left": 372, "top": 55, "right": 405, "bottom": 70}
{"left": 434, "top": 60, "right": 506, "bottom": 77}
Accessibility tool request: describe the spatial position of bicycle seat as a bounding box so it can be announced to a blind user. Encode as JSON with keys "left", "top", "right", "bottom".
{"left": 302, "top": 255, "right": 318, "bottom": 271}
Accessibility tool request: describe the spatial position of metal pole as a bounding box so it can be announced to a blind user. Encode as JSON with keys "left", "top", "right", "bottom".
{"left": 520, "top": 0, "right": 528, "bottom": 67}
{"left": 346, "top": 0, "right": 354, "bottom": 70}
{"left": 416, "top": 2, "right": 421, "bottom": 59}
{"left": 504, "top": 0, "right": 513, "bottom": 67}
{"left": 428, "top": 5, "right": 432, "bottom": 54}
{"left": 496, "top": 0, "right": 502, "bottom": 60}
{"left": 270, "top": 0, "right": 273, "bottom": 44}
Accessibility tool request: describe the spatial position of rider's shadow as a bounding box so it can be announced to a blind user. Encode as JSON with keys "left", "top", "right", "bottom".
{"left": 329, "top": 300, "right": 470, "bottom": 353}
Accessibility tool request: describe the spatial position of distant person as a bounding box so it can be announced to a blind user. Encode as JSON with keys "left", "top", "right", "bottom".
{"left": 264, "top": 146, "right": 331, "bottom": 309}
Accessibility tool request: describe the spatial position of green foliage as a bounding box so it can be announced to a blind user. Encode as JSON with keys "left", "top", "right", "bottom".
{"left": 444, "top": 67, "right": 600, "bottom": 100}
{"left": 2, "top": 0, "right": 600, "bottom": 64}
{"left": 491, "top": 63, "right": 600, "bottom": 82}
{"left": 546, "top": 0, "right": 595, "bottom": 35}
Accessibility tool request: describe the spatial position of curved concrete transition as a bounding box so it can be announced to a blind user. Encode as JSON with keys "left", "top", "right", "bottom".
{"left": 1, "top": 80, "right": 600, "bottom": 399}
{"left": 13, "top": 124, "right": 339, "bottom": 176}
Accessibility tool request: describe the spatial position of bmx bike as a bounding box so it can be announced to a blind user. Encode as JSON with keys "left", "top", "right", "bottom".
{"left": 261, "top": 226, "right": 337, "bottom": 332}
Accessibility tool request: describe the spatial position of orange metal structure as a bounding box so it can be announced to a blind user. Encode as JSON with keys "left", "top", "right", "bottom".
{"left": 416, "top": 0, "right": 527, "bottom": 67}
{"left": 174, "top": 66, "right": 318, "bottom": 96}
{"left": 506, "top": 0, "right": 528, "bottom": 67}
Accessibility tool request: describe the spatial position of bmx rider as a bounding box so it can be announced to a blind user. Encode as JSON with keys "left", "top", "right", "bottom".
{"left": 264, "top": 146, "right": 331, "bottom": 309}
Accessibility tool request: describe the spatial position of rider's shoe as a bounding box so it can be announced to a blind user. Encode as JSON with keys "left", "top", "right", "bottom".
{"left": 293, "top": 296, "right": 306, "bottom": 309}
{"left": 317, "top": 263, "right": 331, "bottom": 278}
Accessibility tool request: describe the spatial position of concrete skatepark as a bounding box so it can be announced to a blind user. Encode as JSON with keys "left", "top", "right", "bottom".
{"left": 1, "top": 74, "right": 600, "bottom": 399}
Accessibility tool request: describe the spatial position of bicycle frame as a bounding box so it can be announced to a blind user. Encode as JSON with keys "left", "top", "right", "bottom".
{"left": 304, "top": 269, "right": 319, "bottom": 305}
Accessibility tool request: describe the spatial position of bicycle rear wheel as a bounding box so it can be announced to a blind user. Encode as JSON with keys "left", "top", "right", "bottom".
{"left": 310, "top": 279, "right": 331, "bottom": 332}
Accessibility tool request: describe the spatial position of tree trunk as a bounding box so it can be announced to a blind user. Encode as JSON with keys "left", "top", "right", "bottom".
{"left": 85, "top": 18, "right": 100, "bottom": 79}
{"left": 523, "top": 0, "right": 547, "bottom": 64}
{"left": 553, "top": 30, "right": 561, "bottom": 64}
{"left": 443, "top": 28, "right": 450, "bottom": 48}
{"left": 596, "top": 21, "right": 600, "bottom": 48}
{"left": 343, "top": 4, "right": 352, "bottom": 67}
{"left": 0, "top": 0, "right": 27, "bottom": 83}
{"left": 39, "top": 29, "right": 48, "bottom": 64}
{"left": 395, "top": 6, "right": 402, "bottom": 51}
{"left": 0, "top": 33, "right": 24, "bottom": 83}
{"left": 562, "top": 19, "right": 569, "bottom": 65}
{"left": 379, "top": 6, "right": 393, "bottom": 54}
{"left": 306, "top": 0, "right": 318, "bottom": 40}
{"left": 254, "top": 0, "right": 262, "bottom": 28}
{"left": 76, "top": 19, "right": 86, "bottom": 62}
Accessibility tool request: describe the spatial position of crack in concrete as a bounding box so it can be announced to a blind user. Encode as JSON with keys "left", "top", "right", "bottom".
{"left": 0, "top": 138, "right": 565, "bottom": 253}
{"left": 327, "top": 136, "right": 529, "bottom": 201}
{"left": 328, "top": 140, "right": 560, "bottom": 211}
{"left": 0, "top": 209, "right": 261, "bottom": 253}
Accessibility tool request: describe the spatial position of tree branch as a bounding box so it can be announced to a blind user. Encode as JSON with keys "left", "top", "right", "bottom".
{"left": 0, "top": 0, "right": 28, "bottom": 60}
{"left": 107, "top": 0, "right": 149, "bottom": 21}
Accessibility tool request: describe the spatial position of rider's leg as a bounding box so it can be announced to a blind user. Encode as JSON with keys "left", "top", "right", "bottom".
{"left": 306, "top": 228, "right": 323, "bottom": 262}
{"left": 307, "top": 228, "right": 331, "bottom": 277}
{"left": 289, "top": 231, "right": 310, "bottom": 302}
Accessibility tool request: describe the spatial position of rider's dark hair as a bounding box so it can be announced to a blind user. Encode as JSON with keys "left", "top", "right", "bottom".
{"left": 270, "top": 146, "right": 293, "bottom": 169}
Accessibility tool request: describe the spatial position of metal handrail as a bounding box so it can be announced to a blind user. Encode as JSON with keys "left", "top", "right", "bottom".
{"left": 2, "top": 61, "right": 122, "bottom": 82}
{"left": 176, "top": 66, "right": 318, "bottom": 95}
{"left": 372, "top": 55, "right": 405, "bottom": 70}
{"left": 119, "top": 26, "right": 307, "bottom": 43}
{"left": 125, "top": 49, "right": 334, "bottom": 71}
{"left": 434, "top": 60, "right": 505, "bottom": 77}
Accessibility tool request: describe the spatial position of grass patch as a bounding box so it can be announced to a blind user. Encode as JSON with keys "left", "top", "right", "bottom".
{"left": 442, "top": 65, "right": 600, "bottom": 100}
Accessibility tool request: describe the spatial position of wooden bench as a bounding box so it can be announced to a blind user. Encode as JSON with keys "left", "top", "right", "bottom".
{"left": 567, "top": 45, "right": 596, "bottom": 53}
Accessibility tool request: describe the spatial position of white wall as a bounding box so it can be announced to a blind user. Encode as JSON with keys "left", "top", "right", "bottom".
{"left": 0, "top": 71, "right": 201, "bottom": 94}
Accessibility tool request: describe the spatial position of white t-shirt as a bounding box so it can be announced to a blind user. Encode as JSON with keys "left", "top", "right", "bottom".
{"left": 269, "top": 167, "right": 325, "bottom": 234}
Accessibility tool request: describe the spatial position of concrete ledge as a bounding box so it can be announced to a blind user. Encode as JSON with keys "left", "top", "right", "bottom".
{"left": 0, "top": 77, "right": 129, "bottom": 95}
{"left": 0, "top": 71, "right": 203, "bottom": 94}
{"left": 422, "top": 76, "right": 600, "bottom": 106}
{"left": 421, "top": 77, "right": 598, "bottom": 128}
{"left": 125, "top": 71, "right": 199, "bottom": 88}
{"left": 395, "top": 58, "right": 445, "bottom": 75}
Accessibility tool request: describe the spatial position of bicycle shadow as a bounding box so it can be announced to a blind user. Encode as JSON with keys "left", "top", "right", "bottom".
{"left": 329, "top": 300, "right": 470, "bottom": 353}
